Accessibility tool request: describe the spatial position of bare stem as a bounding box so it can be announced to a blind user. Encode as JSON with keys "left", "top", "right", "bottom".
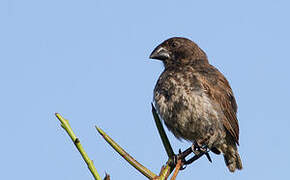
{"left": 55, "top": 113, "right": 102, "bottom": 180}
{"left": 170, "top": 160, "right": 182, "bottom": 180}
{"left": 96, "top": 126, "right": 157, "bottom": 179}
{"left": 151, "top": 103, "right": 174, "bottom": 159}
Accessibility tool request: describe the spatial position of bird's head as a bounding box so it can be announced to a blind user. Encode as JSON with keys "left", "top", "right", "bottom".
{"left": 149, "top": 37, "right": 208, "bottom": 67}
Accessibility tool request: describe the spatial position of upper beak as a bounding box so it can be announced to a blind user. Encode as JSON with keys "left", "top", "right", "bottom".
{"left": 149, "top": 46, "right": 170, "bottom": 60}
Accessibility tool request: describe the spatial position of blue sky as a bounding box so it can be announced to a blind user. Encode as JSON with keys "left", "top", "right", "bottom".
{"left": 1, "top": 0, "right": 289, "bottom": 179}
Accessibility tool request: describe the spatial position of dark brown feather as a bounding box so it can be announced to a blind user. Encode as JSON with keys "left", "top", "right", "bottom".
{"left": 195, "top": 64, "right": 240, "bottom": 144}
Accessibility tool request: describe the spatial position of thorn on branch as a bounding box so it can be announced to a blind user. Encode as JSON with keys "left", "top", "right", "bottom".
{"left": 74, "top": 138, "right": 80, "bottom": 144}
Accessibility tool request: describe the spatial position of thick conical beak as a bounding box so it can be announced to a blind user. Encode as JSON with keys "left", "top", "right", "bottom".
{"left": 149, "top": 46, "right": 170, "bottom": 60}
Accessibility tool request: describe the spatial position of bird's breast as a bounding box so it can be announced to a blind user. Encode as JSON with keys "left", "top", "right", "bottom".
{"left": 154, "top": 69, "right": 223, "bottom": 142}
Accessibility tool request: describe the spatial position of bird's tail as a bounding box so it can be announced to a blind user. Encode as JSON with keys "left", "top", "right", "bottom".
{"left": 221, "top": 139, "right": 243, "bottom": 172}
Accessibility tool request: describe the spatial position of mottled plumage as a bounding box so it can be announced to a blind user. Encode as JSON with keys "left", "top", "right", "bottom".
{"left": 150, "top": 37, "right": 242, "bottom": 172}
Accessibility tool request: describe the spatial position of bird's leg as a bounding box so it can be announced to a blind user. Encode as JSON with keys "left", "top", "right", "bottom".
{"left": 185, "top": 141, "right": 212, "bottom": 164}
{"left": 177, "top": 147, "right": 193, "bottom": 160}
{"left": 172, "top": 141, "right": 213, "bottom": 170}
{"left": 175, "top": 140, "right": 205, "bottom": 161}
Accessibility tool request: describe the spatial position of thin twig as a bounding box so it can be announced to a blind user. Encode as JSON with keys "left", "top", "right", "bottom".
{"left": 170, "top": 160, "right": 182, "bottom": 180}
{"left": 96, "top": 126, "right": 157, "bottom": 179}
{"left": 55, "top": 113, "right": 102, "bottom": 180}
{"left": 151, "top": 103, "right": 174, "bottom": 158}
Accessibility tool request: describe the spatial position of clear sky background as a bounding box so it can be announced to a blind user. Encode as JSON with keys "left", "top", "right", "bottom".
{"left": 1, "top": 0, "right": 289, "bottom": 179}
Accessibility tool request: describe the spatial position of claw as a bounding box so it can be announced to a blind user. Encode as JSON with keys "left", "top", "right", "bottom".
{"left": 205, "top": 151, "right": 212, "bottom": 163}
{"left": 190, "top": 143, "right": 213, "bottom": 163}
{"left": 172, "top": 144, "right": 212, "bottom": 170}
{"left": 198, "top": 145, "right": 213, "bottom": 163}
{"left": 180, "top": 164, "right": 187, "bottom": 170}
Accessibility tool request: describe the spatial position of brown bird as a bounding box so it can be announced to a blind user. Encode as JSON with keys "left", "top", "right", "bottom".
{"left": 150, "top": 37, "right": 242, "bottom": 172}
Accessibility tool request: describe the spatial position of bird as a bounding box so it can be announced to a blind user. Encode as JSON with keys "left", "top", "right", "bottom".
{"left": 149, "top": 37, "right": 242, "bottom": 172}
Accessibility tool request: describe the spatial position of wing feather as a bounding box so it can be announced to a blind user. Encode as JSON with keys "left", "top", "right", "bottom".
{"left": 197, "top": 65, "right": 240, "bottom": 144}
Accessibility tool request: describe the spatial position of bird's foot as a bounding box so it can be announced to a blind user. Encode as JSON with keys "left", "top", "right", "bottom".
{"left": 171, "top": 144, "right": 213, "bottom": 170}
{"left": 190, "top": 143, "right": 212, "bottom": 163}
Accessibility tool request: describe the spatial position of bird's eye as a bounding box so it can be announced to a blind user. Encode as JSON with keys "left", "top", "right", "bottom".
{"left": 171, "top": 41, "right": 179, "bottom": 48}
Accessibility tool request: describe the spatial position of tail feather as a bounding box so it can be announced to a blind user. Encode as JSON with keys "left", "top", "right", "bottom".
{"left": 222, "top": 141, "right": 243, "bottom": 172}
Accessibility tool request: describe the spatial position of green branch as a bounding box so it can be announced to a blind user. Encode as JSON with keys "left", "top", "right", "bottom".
{"left": 151, "top": 104, "right": 175, "bottom": 158}
{"left": 96, "top": 126, "right": 157, "bottom": 179}
{"left": 55, "top": 113, "right": 102, "bottom": 180}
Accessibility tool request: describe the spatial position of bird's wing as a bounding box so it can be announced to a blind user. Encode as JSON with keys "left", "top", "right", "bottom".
{"left": 198, "top": 66, "right": 239, "bottom": 144}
